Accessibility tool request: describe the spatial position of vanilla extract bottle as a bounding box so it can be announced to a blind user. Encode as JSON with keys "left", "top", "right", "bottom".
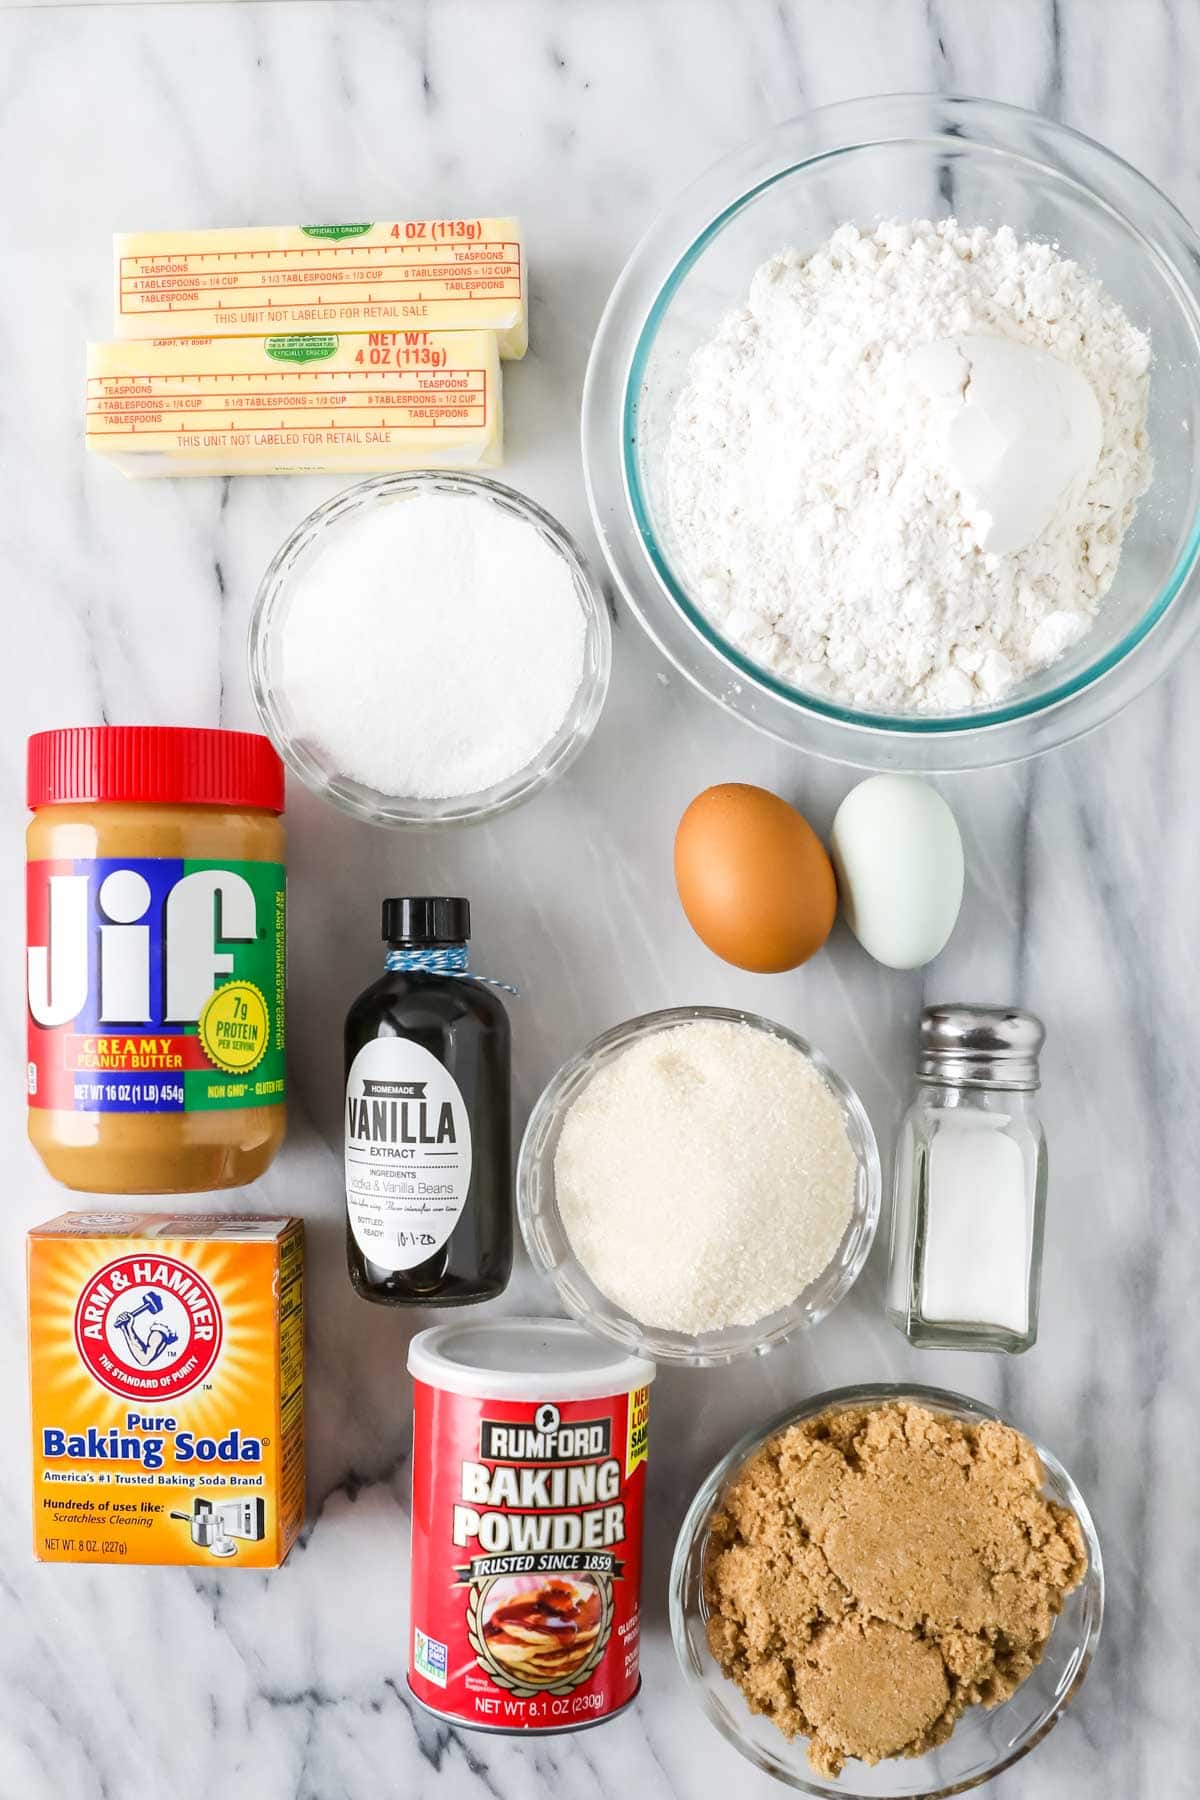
{"left": 344, "top": 898, "right": 512, "bottom": 1306}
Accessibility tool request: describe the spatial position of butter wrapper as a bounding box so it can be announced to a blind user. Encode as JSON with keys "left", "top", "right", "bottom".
{"left": 86, "top": 329, "right": 502, "bottom": 478}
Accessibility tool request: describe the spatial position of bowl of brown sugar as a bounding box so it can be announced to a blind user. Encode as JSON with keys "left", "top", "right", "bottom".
{"left": 670, "top": 1386, "right": 1103, "bottom": 1796}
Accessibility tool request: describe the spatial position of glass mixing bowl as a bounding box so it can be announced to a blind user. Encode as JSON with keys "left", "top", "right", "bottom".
{"left": 249, "top": 471, "right": 611, "bottom": 826}
{"left": 582, "top": 94, "right": 1200, "bottom": 769}
{"left": 671, "top": 1383, "right": 1104, "bottom": 1796}
{"left": 516, "top": 1005, "right": 880, "bottom": 1366}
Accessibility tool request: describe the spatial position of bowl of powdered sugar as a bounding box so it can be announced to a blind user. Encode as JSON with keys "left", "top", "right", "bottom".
{"left": 517, "top": 1006, "right": 881, "bottom": 1365}
{"left": 583, "top": 95, "right": 1200, "bottom": 768}
{"left": 249, "top": 472, "right": 611, "bottom": 825}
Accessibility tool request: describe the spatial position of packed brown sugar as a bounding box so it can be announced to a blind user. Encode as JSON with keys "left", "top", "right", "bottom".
{"left": 703, "top": 1402, "right": 1087, "bottom": 1778}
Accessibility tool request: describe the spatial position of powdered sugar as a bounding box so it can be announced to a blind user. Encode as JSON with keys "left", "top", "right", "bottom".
{"left": 281, "top": 492, "right": 586, "bottom": 798}
{"left": 666, "top": 219, "right": 1152, "bottom": 713}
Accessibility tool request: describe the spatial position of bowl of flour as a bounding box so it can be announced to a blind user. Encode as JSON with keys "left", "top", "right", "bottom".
{"left": 583, "top": 95, "right": 1200, "bottom": 768}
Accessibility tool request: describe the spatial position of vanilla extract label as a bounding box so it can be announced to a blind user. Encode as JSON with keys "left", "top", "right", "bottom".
{"left": 344, "top": 1039, "right": 472, "bottom": 1272}
{"left": 347, "top": 1078, "right": 458, "bottom": 1146}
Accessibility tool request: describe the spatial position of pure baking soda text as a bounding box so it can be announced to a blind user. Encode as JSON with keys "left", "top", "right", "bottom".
{"left": 28, "top": 1213, "right": 304, "bottom": 1567}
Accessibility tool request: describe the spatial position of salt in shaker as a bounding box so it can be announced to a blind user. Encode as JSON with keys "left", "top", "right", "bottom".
{"left": 886, "top": 1004, "right": 1047, "bottom": 1354}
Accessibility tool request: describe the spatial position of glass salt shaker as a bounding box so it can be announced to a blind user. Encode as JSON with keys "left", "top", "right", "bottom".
{"left": 886, "top": 1005, "right": 1047, "bottom": 1354}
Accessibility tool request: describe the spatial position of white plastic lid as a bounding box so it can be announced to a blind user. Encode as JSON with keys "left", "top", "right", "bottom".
{"left": 408, "top": 1315, "right": 655, "bottom": 1401}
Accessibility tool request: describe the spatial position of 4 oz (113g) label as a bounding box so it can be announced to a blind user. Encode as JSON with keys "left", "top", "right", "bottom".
{"left": 345, "top": 1039, "right": 472, "bottom": 1271}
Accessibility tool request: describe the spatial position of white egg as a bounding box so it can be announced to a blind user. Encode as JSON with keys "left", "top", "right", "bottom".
{"left": 831, "top": 776, "right": 964, "bottom": 970}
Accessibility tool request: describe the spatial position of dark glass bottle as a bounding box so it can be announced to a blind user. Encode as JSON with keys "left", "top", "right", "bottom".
{"left": 343, "top": 897, "right": 512, "bottom": 1306}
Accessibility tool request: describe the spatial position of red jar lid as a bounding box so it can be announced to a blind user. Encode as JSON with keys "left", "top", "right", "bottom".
{"left": 27, "top": 726, "right": 285, "bottom": 813}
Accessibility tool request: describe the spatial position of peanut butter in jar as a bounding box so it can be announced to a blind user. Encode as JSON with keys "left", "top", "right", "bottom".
{"left": 26, "top": 726, "right": 287, "bottom": 1194}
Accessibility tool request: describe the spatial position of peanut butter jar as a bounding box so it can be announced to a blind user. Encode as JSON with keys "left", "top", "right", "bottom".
{"left": 26, "top": 726, "right": 286, "bottom": 1193}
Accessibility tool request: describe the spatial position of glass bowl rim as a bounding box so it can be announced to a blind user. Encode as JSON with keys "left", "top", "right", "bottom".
{"left": 247, "top": 469, "right": 613, "bottom": 828}
{"left": 516, "top": 1003, "right": 882, "bottom": 1367}
{"left": 584, "top": 92, "right": 1200, "bottom": 766}
{"left": 669, "top": 1378, "right": 1105, "bottom": 1798}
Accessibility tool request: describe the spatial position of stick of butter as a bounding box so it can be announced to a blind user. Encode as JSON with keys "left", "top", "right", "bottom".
{"left": 86, "top": 330, "right": 503, "bottom": 478}
{"left": 114, "top": 219, "right": 527, "bottom": 359}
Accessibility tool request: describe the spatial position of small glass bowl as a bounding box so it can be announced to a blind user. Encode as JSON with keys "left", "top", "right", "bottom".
{"left": 248, "top": 471, "right": 612, "bottom": 827}
{"left": 670, "top": 1384, "right": 1104, "bottom": 1797}
{"left": 516, "top": 1005, "right": 881, "bottom": 1366}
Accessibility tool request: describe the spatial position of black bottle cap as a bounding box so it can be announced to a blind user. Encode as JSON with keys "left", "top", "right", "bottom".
{"left": 382, "top": 896, "right": 471, "bottom": 946}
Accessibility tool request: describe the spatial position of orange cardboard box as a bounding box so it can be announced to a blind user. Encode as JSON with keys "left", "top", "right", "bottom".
{"left": 28, "top": 1212, "right": 304, "bottom": 1567}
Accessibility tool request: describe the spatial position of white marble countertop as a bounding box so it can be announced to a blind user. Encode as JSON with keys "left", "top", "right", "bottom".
{"left": 4, "top": 2, "right": 1199, "bottom": 1796}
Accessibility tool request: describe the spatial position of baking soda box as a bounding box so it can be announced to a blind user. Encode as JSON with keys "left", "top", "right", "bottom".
{"left": 27, "top": 1213, "right": 304, "bottom": 1567}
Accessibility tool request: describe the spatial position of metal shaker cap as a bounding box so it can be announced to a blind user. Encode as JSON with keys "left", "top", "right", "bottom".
{"left": 918, "top": 1004, "right": 1044, "bottom": 1090}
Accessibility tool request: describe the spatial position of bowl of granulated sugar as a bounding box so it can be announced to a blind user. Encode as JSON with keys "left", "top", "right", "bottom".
{"left": 249, "top": 472, "right": 611, "bottom": 826}
{"left": 517, "top": 1006, "right": 881, "bottom": 1366}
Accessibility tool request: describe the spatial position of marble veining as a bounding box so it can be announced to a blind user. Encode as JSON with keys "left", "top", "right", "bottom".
{"left": 2, "top": 2, "right": 1199, "bottom": 1796}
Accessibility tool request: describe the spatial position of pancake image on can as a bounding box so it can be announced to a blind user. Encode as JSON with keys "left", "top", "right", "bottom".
{"left": 475, "top": 1573, "right": 608, "bottom": 1691}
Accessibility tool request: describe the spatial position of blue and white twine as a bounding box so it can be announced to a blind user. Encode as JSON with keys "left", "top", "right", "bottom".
{"left": 385, "top": 944, "right": 518, "bottom": 994}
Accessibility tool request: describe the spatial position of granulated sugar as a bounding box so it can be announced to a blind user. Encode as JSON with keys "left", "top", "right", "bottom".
{"left": 553, "top": 1019, "right": 857, "bottom": 1335}
{"left": 281, "top": 492, "right": 586, "bottom": 799}
{"left": 667, "top": 218, "right": 1152, "bottom": 713}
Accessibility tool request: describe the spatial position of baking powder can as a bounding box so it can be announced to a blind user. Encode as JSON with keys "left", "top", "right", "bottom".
{"left": 407, "top": 1317, "right": 655, "bottom": 1733}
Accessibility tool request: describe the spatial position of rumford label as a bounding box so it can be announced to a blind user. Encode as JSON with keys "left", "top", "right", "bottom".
{"left": 409, "top": 1382, "right": 650, "bottom": 1730}
{"left": 27, "top": 1214, "right": 304, "bottom": 1567}
{"left": 26, "top": 855, "right": 286, "bottom": 1114}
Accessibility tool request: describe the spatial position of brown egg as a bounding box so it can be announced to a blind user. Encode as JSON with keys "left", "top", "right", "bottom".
{"left": 674, "top": 783, "right": 837, "bottom": 972}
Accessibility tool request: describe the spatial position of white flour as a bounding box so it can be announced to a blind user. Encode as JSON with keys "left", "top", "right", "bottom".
{"left": 666, "top": 219, "right": 1152, "bottom": 712}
